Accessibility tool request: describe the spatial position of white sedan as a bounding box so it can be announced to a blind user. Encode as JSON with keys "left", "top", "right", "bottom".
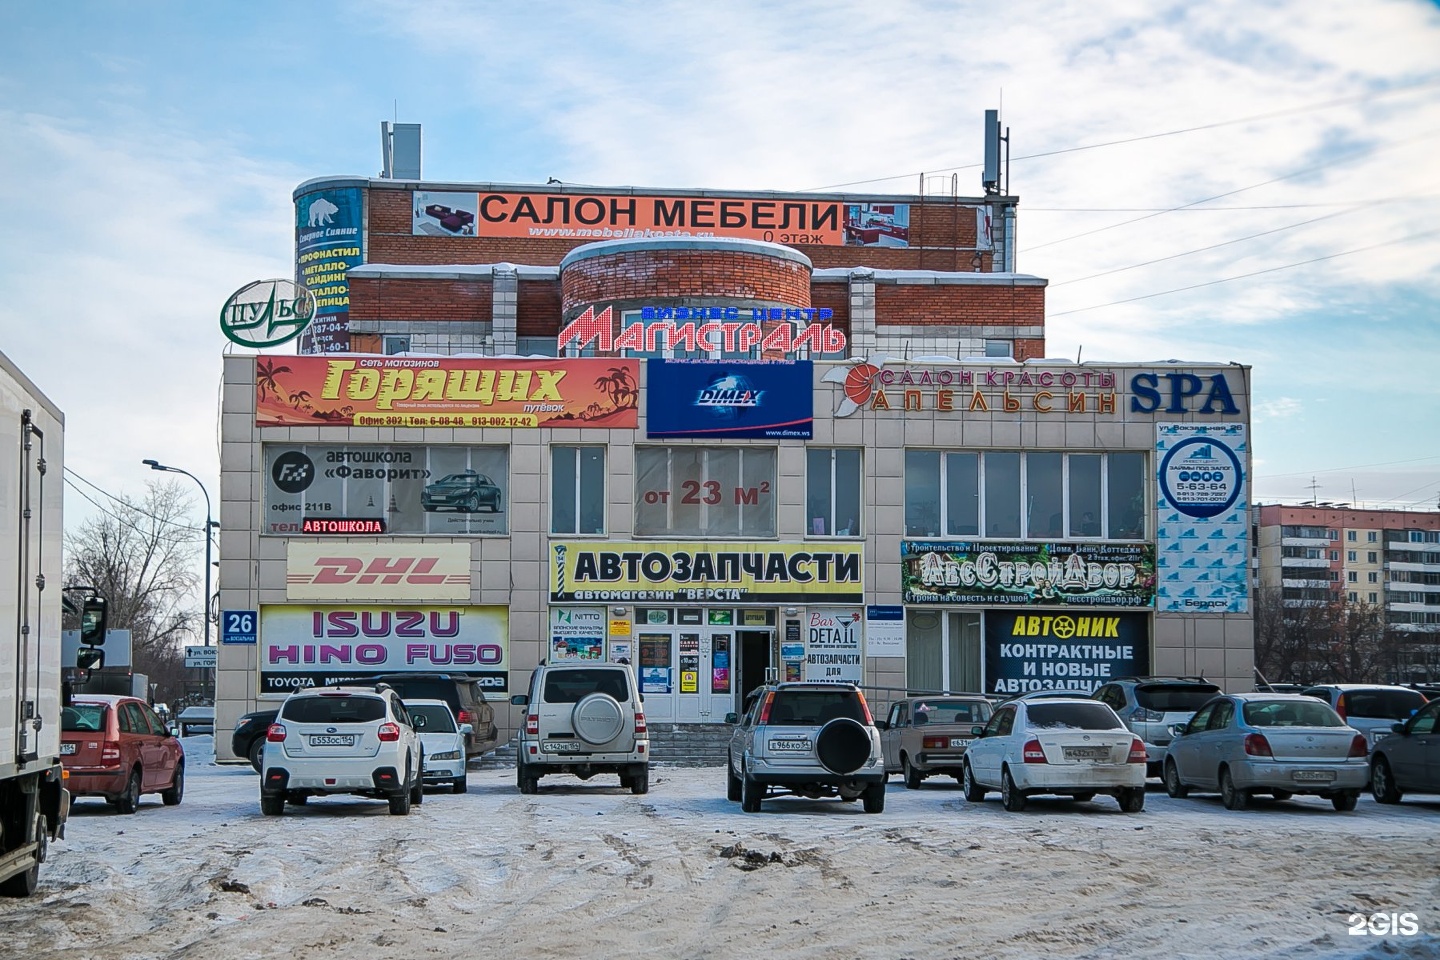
{"left": 961, "top": 698, "right": 1147, "bottom": 813}
{"left": 407, "top": 699, "right": 473, "bottom": 794}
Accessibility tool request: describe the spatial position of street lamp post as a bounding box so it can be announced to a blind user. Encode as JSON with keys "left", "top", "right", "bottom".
{"left": 143, "top": 459, "right": 218, "bottom": 699}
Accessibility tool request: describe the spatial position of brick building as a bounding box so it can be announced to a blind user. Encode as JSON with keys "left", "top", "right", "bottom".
{"left": 212, "top": 173, "right": 1254, "bottom": 760}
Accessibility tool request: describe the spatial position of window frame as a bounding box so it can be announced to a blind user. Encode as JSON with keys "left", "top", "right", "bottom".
{"left": 550, "top": 445, "right": 607, "bottom": 536}
{"left": 805, "top": 447, "right": 863, "bottom": 539}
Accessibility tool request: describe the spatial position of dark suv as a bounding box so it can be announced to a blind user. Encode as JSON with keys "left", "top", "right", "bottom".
{"left": 422, "top": 470, "right": 502, "bottom": 513}
{"left": 233, "top": 709, "right": 280, "bottom": 771}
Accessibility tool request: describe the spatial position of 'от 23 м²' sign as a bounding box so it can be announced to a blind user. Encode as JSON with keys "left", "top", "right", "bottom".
{"left": 984, "top": 611, "right": 1150, "bottom": 695}
{"left": 258, "top": 604, "right": 509, "bottom": 695}
{"left": 550, "top": 541, "right": 863, "bottom": 604}
{"left": 646, "top": 360, "right": 813, "bottom": 439}
{"left": 901, "top": 541, "right": 1156, "bottom": 607}
{"left": 254, "top": 356, "right": 638, "bottom": 428}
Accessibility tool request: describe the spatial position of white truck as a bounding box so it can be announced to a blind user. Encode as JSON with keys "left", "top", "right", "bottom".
{"left": 1, "top": 348, "right": 104, "bottom": 897}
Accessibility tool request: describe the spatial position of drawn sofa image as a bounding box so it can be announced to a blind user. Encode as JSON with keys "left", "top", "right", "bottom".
{"left": 424, "top": 204, "right": 475, "bottom": 234}
{"left": 422, "top": 470, "right": 503, "bottom": 513}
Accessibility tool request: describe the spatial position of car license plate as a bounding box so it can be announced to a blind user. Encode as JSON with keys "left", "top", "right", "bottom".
{"left": 950, "top": 738, "right": 972, "bottom": 749}
{"left": 308, "top": 735, "right": 355, "bottom": 747}
{"left": 543, "top": 740, "right": 581, "bottom": 752}
{"left": 1062, "top": 747, "right": 1109, "bottom": 761}
{"left": 771, "top": 739, "right": 812, "bottom": 752}
{"left": 60, "top": 742, "right": 77, "bottom": 755}
{"left": 1292, "top": 769, "right": 1336, "bottom": 782}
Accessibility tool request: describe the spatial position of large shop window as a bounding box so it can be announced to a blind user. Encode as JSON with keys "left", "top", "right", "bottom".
{"left": 805, "top": 448, "right": 862, "bottom": 537}
{"left": 904, "top": 450, "right": 1147, "bottom": 540}
{"left": 906, "top": 611, "right": 981, "bottom": 693}
{"left": 635, "top": 446, "right": 776, "bottom": 538}
{"left": 551, "top": 446, "right": 606, "bottom": 535}
{"left": 261, "top": 444, "right": 509, "bottom": 536}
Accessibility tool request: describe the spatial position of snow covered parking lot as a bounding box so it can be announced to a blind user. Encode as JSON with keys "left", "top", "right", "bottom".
{"left": 1, "top": 738, "right": 1437, "bottom": 960}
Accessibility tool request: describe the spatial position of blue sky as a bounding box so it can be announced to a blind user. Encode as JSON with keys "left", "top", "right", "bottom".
{"left": 2, "top": 0, "right": 1438, "bottom": 534}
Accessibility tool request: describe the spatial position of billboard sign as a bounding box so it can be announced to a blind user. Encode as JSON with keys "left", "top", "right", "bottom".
{"left": 220, "top": 279, "right": 316, "bottom": 348}
{"left": 902, "top": 541, "right": 1156, "bottom": 607}
{"left": 984, "top": 611, "right": 1150, "bottom": 696}
{"left": 295, "top": 186, "right": 364, "bottom": 354}
{"left": 646, "top": 360, "right": 813, "bottom": 439}
{"left": 803, "top": 608, "right": 863, "bottom": 683}
{"left": 286, "top": 542, "right": 471, "bottom": 602}
{"left": 263, "top": 444, "right": 509, "bottom": 536}
{"left": 258, "top": 604, "right": 509, "bottom": 695}
{"left": 550, "top": 541, "right": 863, "bottom": 604}
{"left": 254, "top": 356, "right": 638, "bottom": 429}
{"left": 1156, "top": 423, "right": 1249, "bottom": 613}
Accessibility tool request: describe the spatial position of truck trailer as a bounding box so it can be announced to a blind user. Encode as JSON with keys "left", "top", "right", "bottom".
{"left": 1, "top": 348, "right": 103, "bottom": 897}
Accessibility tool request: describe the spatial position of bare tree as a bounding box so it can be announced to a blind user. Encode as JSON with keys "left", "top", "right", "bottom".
{"left": 64, "top": 480, "right": 203, "bottom": 703}
{"left": 1253, "top": 588, "right": 1404, "bottom": 685}
{"left": 1320, "top": 599, "right": 1403, "bottom": 683}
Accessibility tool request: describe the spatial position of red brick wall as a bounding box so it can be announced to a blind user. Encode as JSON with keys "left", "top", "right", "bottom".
{"left": 349, "top": 276, "right": 493, "bottom": 322}
{"left": 874, "top": 284, "right": 1043, "bottom": 327}
{"left": 809, "top": 284, "right": 850, "bottom": 340}
{"left": 518, "top": 281, "right": 563, "bottom": 338}
{"left": 561, "top": 250, "right": 811, "bottom": 311}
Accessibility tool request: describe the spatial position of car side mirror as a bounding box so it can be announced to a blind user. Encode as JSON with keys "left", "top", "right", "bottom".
{"left": 1170, "top": 724, "right": 1188, "bottom": 739}
{"left": 459, "top": 723, "right": 473, "bottom": 735}
{"left": 725, "top": 712, "right": 738, "bottom": 724}
{"left": 1392, "top": 721, "right": 1408, "bottom": 735}
{"left": 970, "top": 725, "right": 986, "bottom": 738}
{"left": 168, "top": 724, "right": 179, "bottom": 736}
{"left": 510, "top": 694, "right": 529, "bottom": 707}
{"left": 413, "top": 715, "right": 427, "bottom": 729}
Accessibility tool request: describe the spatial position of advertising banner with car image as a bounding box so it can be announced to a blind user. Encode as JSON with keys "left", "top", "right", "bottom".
{"left": 254, "top": 355, "right": 638, "bottom": 428}
{"left": 645, "top": 360, "right": 813, "bottom": 439}
{"left": 1155, "top": 423, "right": 1249, "bottom": 614}
{"left": 257, "top": 604, "right": 509, "bottom": 696}
{"left": 901, "top": 541, "right": 1156, "bottom": 607}
{"left": 263, "top": 443, "right": 509, "bottom": 536}
{"left": 984, "top": 611, "right": 1150, "bottom": 695}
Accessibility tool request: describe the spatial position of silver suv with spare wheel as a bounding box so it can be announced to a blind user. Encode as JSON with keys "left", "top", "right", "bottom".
{"left": 510, "top": 662, "right": 649, "bottom": 794}
{"left": 726, "top": 682, "right": 887, "bottom": 813}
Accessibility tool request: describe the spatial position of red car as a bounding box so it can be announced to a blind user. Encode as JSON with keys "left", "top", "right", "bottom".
{"left": 60, "top": 696, "right": 185, "bottom": 813}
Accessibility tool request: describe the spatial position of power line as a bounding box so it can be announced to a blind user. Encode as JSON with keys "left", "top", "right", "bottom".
{"left": 1257, "top": 455, "right": 1440, "bottom": 480}
{"left": 1048, "top": 209, "right": 1355, "bottom": 287}
{"left": 800, "top": 77, "right": 1440, "bottom": 193}
{"left": 63, "top": 476, "right": 199, "bottom": 548}
{"left": 1046, "top": 230, "right": 1440, "bottom": 318}
{"left": 1020, "top": 128, "right": 1439, "bottom": 254}
{"left": 64, "top": 468, "right": 207, "bottom": 537}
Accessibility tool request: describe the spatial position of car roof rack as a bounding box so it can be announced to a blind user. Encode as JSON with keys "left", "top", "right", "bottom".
{"left": 374, "top": 682, "right": 393, "bottom": 693}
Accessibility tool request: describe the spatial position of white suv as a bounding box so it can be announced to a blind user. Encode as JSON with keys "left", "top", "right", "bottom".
{"left": 510, "top": 662, "right": 649, "bottom": 794}
{"left": 260, "top": 685, "right": 424, "bottom": 816}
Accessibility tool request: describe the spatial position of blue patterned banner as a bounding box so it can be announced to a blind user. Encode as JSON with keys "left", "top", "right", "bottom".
{"left": 1155, "top": 423, "right": 1249, "bottom": 613}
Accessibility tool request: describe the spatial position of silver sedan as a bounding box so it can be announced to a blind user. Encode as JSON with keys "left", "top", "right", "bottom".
{"left": 1162, "top": 694, "right": 1369, "bottom": 811}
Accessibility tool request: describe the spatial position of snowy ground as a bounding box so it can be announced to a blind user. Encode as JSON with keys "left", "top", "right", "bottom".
{"left": 1, "top": 735, "right": 1437, "bottom": 960}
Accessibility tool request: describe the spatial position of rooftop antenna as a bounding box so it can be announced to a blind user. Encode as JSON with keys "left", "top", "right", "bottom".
{"left": 1076, "top": 344, "right": 1083, "bottom": 363}
{"left": 1306, "top": 477, "right": 1320, "bottom": 506}
{"left": 1351, "top": 479, "right": 1358, "bottom": 510}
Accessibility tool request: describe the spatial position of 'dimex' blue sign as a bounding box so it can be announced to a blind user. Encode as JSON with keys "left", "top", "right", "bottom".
{"left": 646, "top": 360, "right": 813, "bottom": 440}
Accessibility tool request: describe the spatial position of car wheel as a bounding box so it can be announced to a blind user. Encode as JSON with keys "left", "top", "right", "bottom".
{"left": 1371, "top": 757, "right": 1403, "bottom": 804}
{"left": 1118, "top": 787, "right": 1145, "bottom": 814}
{"left": 962, "top": 760, "right": 986, "bottom": 803}
{"left": 1072, "top": 792, "right": 1096, "bottom": 803}
{"left": 410, "top": 761, "right": 424, "bottom": 806}
{"left": 453, "top": 774, "right": 468, "bottom": 795}
{"left": 629, "top": 765, "right": 649, "bottom": 795}
{"left": 0, "top": 816, "right": 42, "bottom": 897}
{"left": 1220, "top": 767, "right": 1249, "bottom": 811}
{"left": 248, "top": 738, "right": 265, "bottom": 774}
{"left": 902, "top": 755, "right": 922, "bottom": 790}
{"left": 115, "top": 768, "right": 142, "bottom": 815}
{"left": 1000, "top": 768, "right": 1026, "bottom": 812}
{"left": 260, "top": 793, "right": 286, "bottom": 817}
{"left": 464, "top": 494, "right": 480, "bottom": 513}
{"left": 740, "top": 763, "right": 763, "bottom": 813}
{"left": 1331, "top": 790, "right": 1359, "bottom": 812}
{"left": 862, "top": 781, "right": 886, "bottom": 814}
{"left": 161, "top": 763, "right": 185, "bottom": 806}
{"left": 488, "top": 494, "right": 502, "bottom": 514}
{"left": 517, "top": 755, "right": 539, "bottom": 795}
{"left": 1163, "top": 759, "right": 1190, "bottom": 799}
{"left": 726, "top": 754, "right": 742, "bottom": 802}
{"left": 388, "top": 788, "right": 411, "bottom": 815}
